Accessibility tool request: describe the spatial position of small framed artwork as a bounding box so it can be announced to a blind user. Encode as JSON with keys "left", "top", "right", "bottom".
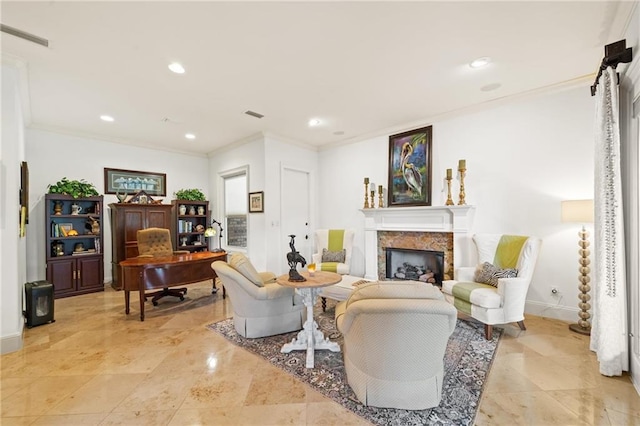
{"left": 59, "top": 223, "right": 73, "bottom": 237}
{"left": 387, "top": 125, "right": 433, "bottom": 207}
{"left": 249, "top": 191, "right": 264, "bottom": 213}
{"left": 104, "top": 168, "right": 167, "bottom": 196}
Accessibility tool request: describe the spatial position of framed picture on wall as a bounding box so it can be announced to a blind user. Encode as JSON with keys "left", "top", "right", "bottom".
{"left": 104, "top": 168, "right": 167, "bottom": 196}
{"left": 248, "top": 191, "right": 264, "bottom": 213}
{"left": 387, "top": 125, "right": 433, "bottom": 207}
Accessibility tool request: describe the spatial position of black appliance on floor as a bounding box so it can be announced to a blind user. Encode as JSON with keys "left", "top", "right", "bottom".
{"left": 24, "top": 281, "right": 55, "bottom": 328}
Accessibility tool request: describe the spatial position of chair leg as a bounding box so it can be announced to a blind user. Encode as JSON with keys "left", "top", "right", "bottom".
{"left": 147, "top": 287, "right": 187, "bottom": 306}
{"left": 484, "top": 324, "right": 493, "bottom": 340}
{"left": 321, "top": 297, "right": 327, "bottom": 312}
{"left": 517, "top": 320, "right": 526, "bottom": 331}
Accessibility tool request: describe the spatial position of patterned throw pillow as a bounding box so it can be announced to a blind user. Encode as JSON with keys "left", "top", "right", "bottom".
{"left": 322, "top": 248, "right": 346, "bottom": 263}
{"left": 474, "top": 262, "right": 518, "bottom": 287}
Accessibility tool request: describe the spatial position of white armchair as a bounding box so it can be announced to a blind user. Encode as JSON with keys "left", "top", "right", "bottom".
{"left": 335, "top": 280, "right": 457, "bottom": 410}
{"left": 311, "top": 229, "right": 354, "bottom": 275}
{"left": 211, "top": 253, "right": 305, "bottom": 338}
{"left": 441, "top": 234, "right": 542, "bottom": 339}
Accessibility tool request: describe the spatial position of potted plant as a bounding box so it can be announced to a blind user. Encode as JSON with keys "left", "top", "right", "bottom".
{"left": 47, "top": 177, "right": 99, "bottom": 198}
{"left": 174, "top": 188, "right": 206, "bottom": 201}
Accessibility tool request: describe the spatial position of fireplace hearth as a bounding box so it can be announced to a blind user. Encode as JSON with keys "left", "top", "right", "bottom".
{"left": 385, "top": 247, "right": 444, "bottom": 285}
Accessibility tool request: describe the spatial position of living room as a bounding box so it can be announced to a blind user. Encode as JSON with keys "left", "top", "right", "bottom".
{"left": 1, "top": 1, "right": 640, "bottom": 423}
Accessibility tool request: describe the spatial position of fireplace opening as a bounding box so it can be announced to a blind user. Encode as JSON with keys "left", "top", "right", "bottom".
{"left": 385, "top": 247, "right": 445, "bottom": 285}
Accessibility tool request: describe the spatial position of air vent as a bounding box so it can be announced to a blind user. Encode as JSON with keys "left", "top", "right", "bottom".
{"left": 1, "top": 24, "right": 48, "bottom": 47}
{"left": 244, "top": 110, "right": 264, "bottom": 119}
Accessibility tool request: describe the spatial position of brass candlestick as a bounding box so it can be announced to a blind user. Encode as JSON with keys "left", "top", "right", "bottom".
{"left": 458, "top": 168, "right": 467, "bottom": 205}
{"left": 445, "top": 176, "right": 454, "bottom": 206}
{"left": 363, "top": 178, "right": 370, "bottom": 208}
{"left": 378, "top": 185, "right": 384, "bottom": 208}
{"left": 370, "top": 190, "right": 376, "bottom": 208}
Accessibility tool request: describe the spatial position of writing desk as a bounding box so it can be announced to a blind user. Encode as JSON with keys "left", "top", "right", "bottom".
{"left": 120, "top": 251, "right": 227, "bottom": 321}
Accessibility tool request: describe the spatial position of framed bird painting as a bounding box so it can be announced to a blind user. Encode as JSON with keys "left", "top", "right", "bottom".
{"left": 387, "top": 125, "right": 433, "bottom": 207}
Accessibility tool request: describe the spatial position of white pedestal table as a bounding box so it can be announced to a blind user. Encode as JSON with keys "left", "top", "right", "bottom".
{"left": 277, "top": 271, "right": 342, "bottom": 368}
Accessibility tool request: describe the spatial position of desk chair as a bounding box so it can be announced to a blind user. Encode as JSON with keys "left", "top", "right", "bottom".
{"left": 136, "top": 227, "right": 190, "bottom": 305}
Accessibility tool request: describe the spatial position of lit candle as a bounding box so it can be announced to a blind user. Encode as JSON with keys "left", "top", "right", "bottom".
{"left": 446, "top": 168, "right": 452, "bottom": 179}
{"left": 458, "top": 159, "right": 466, "bottom": 170}
{"left": 364, "top": 177, "right": 369, "bottom": 185}
{"left": 378, "top": 185, "right": 383, "bottom": 194}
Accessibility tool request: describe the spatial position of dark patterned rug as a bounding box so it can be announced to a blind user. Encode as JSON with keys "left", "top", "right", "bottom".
{"left": 207, "top": 303, "right": 500, "bottom": 425}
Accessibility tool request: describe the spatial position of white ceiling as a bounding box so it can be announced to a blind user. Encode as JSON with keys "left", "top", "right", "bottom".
{"left": 1, "top": 1, "right": 635, "bottom": 156}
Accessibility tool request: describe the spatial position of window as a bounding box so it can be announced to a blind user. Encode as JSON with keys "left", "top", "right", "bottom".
{"left": 222, "top": 170, "right": 247, "bottom": 248}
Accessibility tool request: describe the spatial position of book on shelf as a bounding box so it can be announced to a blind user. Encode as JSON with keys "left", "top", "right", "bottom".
{"left": 72, "top": 249, "right": 97, "bottom": 256}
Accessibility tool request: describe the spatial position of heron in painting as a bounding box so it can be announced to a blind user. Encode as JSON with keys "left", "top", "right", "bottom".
{"left": 401, "top": 142, "right": 423, "bottom": 197}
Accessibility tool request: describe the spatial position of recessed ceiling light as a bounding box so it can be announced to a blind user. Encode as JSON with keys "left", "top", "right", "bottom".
{"left": 469, "top": 57, "right": 491, "bottom": 68}
{"left": 168, "top": 62, "right": 185, "bottom": 74}
{"left": 100, "top": 115, "right": 114, "bottom": 122}
{"left": 308, "top": 118, "right": 321, "bottom": 127}
{"left": 185, "top": 133, "right": 196, "bottom": 140}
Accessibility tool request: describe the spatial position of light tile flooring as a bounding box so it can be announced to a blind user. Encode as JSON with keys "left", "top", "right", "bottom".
{"left": 2, "top": 281, "right": 639, "bottom": 425}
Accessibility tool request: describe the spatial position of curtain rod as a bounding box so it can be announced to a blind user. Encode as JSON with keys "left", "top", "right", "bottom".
{"left": 590, "top": 39, "right": 633, "bottom": 96}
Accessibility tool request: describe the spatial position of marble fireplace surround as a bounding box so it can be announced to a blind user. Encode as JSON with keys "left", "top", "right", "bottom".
{"left": 361, "top": 206, "right": 475, "bottom": 281}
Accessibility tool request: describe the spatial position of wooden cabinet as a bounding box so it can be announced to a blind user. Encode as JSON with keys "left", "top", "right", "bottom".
{"left": 109, "top": 203, "right": 172, "bottom": 289}
{"left": 45, "top": 194, "right": 104, "bottom": 298}
{"left": 171, "top": 200, "right": 210, "bottom": 253}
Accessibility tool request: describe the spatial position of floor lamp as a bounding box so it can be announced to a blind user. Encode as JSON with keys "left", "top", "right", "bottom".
{"left": 561, "top": 199, "right": 594, "bottom": 335}
{"left": 204, "top": 219, "right": 225, "bottom": 253}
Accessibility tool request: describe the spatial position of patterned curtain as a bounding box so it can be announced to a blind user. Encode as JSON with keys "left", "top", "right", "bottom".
{"left": 590, "top": 66, "right": 629, "bottom": 376}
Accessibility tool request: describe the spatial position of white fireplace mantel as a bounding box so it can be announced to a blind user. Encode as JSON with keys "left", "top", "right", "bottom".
{"left": 360, "top": 205, "right": 475, "bottom": 280}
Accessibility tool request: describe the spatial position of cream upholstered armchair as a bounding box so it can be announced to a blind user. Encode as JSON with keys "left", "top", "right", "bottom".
{"left": 442, "top": 234, "right": 542, "bottom": 340}
{"left": 311, "top": 229, "right": 354, "bottom": 274}
{"left": 136, "top": 227, "right": 190, "bottom": 305}
{"left": 335, "top": 280, "right": 457, "bottom": 410}
{"left": 211, "top": 253, "right": 305, "bottom": 338}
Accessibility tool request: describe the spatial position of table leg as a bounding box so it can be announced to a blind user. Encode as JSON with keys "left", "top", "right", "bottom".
{"left": 125, "top": 290, "right": 130, "bottom": 314}
{"left": 139, "top": 271, "right": 145, "bottom": 321}
{"left": 281, "top": 287, "right": 340, "bottom": 368}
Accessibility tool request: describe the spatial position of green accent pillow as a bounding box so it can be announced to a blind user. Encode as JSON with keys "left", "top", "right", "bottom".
{"left": 474, "top": 262, "right": 518, "bottom": 287}
{"left": 494, "top": 235, "right": 528, "bottom": 269}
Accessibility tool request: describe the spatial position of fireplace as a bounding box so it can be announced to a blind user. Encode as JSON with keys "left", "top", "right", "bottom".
{"left": 385, "top": 248, "right": 444, "bottom": 285}
{"left": 361, "top": 205, "right": 475, "bottom": 281}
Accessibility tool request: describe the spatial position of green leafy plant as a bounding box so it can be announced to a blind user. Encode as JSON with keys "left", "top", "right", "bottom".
{"left": 47, "top": 177, "right": 98, "bottom": 198}
{"left": 174, "top": 188, "right": 206, "bottom": 201}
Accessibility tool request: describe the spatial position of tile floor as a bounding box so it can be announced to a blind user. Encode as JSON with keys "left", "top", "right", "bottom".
{"left": 2, "top": 281, "right": 639, "bottom": 425}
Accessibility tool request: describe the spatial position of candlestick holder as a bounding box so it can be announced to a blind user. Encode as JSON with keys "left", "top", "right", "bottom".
{"left": 363, "top": 181, "right": 370, "bottom": 208}
{"left": 378, "top": 188, "right": 384, "bottom": 208}
{"left": 445, "top": 176, "right": 454, "bottom": 206}
{"left": 370, "top": 190, "right": 376, "bottom": 208}
{"left": 458, "top": 168, "right": 467, "bottom": 205}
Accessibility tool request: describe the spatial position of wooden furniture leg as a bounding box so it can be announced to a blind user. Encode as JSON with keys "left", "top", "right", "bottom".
{"left": 517, "top": 320, "right": 526, "bottom": 331}
{"left": 484, "top": 324, "right": 493, "bottom": 340}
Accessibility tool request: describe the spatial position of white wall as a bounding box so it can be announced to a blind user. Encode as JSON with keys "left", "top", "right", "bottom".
{"left": 26, "top": 129, "right": 209, "bottom": 284}
{"left": 208, "top": 134, "right": 318, "bottom": 275}
{"left": 1, "top": 61, "right": 27, "bottom": 353}
{"left": 317, "top": 86, "right": 595, "bottom": 321}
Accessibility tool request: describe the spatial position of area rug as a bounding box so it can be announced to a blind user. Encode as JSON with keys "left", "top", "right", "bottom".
{"left": 207, "top": 303, "right": 500, "bottom": 425}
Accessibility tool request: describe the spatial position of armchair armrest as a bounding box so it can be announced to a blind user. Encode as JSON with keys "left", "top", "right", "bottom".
{"left": 261, "top": 282, "right": 296, "bottom": 300}
{"left": 496, "top": 276, "right": 531, "bottom": 321}
{"left": 258, "top": 271, "right": 276, "bottom": 284}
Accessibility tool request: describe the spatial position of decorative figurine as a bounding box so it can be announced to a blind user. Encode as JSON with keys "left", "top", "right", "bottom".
{"left": 286, "top": 234, "right": 306, "bottom": 282}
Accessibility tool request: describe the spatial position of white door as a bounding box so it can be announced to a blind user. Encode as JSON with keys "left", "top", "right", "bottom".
{"left": 281, "top": 166, "right": 312, "bottom": 266}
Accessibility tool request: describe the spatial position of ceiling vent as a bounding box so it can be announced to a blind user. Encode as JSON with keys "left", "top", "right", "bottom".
{"left": 244, "top": 110, "right": 264, "bottom": 119}
{"left": 1, "top": 24, "right": 49, "bottom": 47}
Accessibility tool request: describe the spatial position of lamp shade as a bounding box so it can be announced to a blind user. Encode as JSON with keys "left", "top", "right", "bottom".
{"left": 561, "top": 199, "right": 594, "bottom": 223}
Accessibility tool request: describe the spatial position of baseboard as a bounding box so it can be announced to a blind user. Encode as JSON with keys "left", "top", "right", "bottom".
{"left": 631, "top": 352, "right": 640, "bottom": 396}
{"left": 1, "top": 331, "right": 23, "bottom": 355}
{"left": 525, "top": 300, "right": 579, "bottom": 322}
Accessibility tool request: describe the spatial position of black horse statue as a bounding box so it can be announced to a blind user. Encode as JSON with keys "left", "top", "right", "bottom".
{"left": 286, "top": 234, "right": 306, "bottom": 282}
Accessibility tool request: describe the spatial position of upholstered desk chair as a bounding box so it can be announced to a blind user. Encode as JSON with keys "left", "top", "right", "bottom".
{"left": 335, "top": 280, "right": 457, "bottom": 410}
{"left": 311, "top": 229, "right": 354, "bottom": 274}
{"left": 441, "top": 234, "right": 542, "bottom": 339}
{"left": 136, "top": 227, "right": 190, "bottom": 305}
{"left": 211, "top": 253, "right": 305, "bottom": 338}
